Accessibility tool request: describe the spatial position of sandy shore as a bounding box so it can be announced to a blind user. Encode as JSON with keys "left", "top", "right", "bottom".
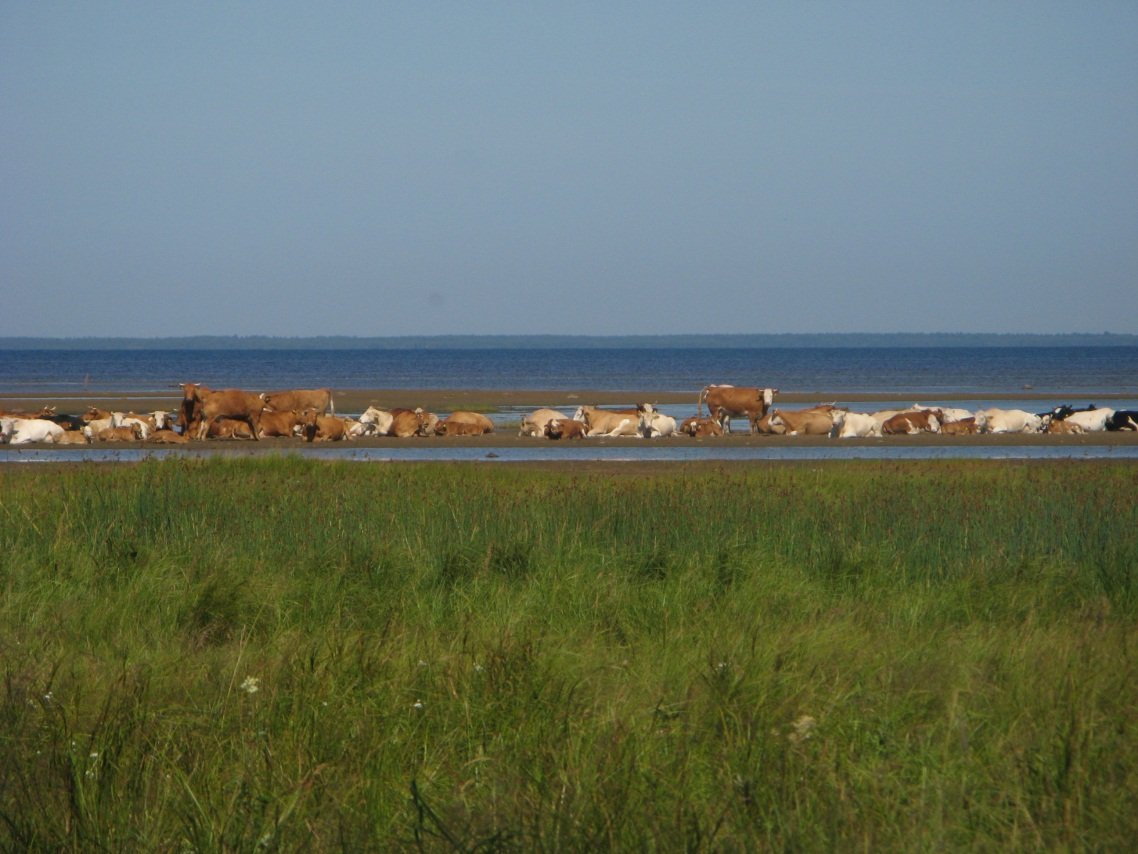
{"left": 4, "top": 388, "right": 1136, "bottom": 452}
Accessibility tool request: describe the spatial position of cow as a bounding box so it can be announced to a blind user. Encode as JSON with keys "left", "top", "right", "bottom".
{"left": 4, "top": 418, "right": 66, "bottom": 445}
{"left": 881, "top": 409, "right": 942, "bottom": 435}
{"left": 147, "top": 429, "right": 191, "bottom": 444}
{"left": 96, "top": 423, "right": 144, "bottom": 442}
{"left": 258, "top": 409, "right": 307, "bottom": 439}
{"left": 978, "top": 409, "right": 1043, "bottom": 434}
{"left": 437, "top": 420, "right": 488, "bottom": 437}
{"left": 1054, "top": 407, "right": 1114, "bottom": 433}
{"left": 636, "top": 403, "right": 676, "bottom": 438}
{"left": 519, "top": 408, "right": 569, "bottom": 437}
{"left": 678, "top": 416, "right": 724, "bottom": 437}
{"left": 1045, "top": 418, "right": 1084, "bottom": 435}
{"left": 697, "top": 385, "right": 778, "bottom": 434}
{"left": 177, "top": 383, "right": 212, "bottom": 436}
{"left": 208, "top": 419, "right": 255, "bottom": 440}
{"left": 941, "top": 417, "right": 983, "bottom": 436}
{"left": 1107, "top": 410, "right": 1138, "bottom": 431}
{"left": 53, "top": 430, "right": 92, "bottom": 445}
{"left": 573, "top": 405, "right": 640, "bottom": 437}
{"left": 195, "top": 389, "right": 265, "bottom": 441}
{"left": 769, "top": 408, "right": 836, "bottom": 436}
{"left": 358, "top": 406, "right": 395, "bottom": 437}
{"left": 263, "top": 389, "right": 334, "bottom": 416}
{"left": 300, "top": 410, "right": 349, "bottom": 442}
{"left": 388, "top": 408, "right": 429, "bottom": 438}
{"left": 829, "top": 411, "right": 881, "bottom": 438}
{"left": 436, "top": 411, "right": 495, "bottom": 436}
{"left": 115, "top": 414, "right": 153, "bottom": 440}
{"left": 544, "top": 418, "right": 588, "bottom": 440}
{"left": 912, "top": 404, "right": 973, "bottom": 424}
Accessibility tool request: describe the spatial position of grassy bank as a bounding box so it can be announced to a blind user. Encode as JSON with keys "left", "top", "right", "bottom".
{"left": 1, "top": 459, "right": 1136, "bottom": 850}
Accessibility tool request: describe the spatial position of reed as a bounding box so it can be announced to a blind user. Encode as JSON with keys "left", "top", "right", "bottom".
{"left": 1, "top": 458, "right": 1135, "bottom": 849}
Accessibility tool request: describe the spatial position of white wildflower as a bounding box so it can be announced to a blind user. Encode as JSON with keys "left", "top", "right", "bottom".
{"left": 788, "top": 714, "right": 816, "bottom": 744}
{"left": 412, "top": 700, "right": 424, "bottom": 710}
{"left": 239, "top": 676, "right": 261, "bottom": 695}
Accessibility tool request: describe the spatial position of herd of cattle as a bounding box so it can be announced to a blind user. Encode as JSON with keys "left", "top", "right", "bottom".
{"left": 2, "top": 383, "right": 1137, "bottom": 446}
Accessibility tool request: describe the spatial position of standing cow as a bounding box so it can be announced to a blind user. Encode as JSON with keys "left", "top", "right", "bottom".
{"left": 698, "top": 385, "right": 778, "bottom": 434}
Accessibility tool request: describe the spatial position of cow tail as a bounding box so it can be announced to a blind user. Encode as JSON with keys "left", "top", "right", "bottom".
{"left": 697, "top": 386, "right": 708, "bottom": 418}
{"left": 329, "top": 393, "right": 335, "bottom": 415}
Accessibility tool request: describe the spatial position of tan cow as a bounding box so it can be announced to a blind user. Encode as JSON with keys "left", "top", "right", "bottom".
{"left": 544, "top": 418, "right": 588, "bottom": 440}
{"left": 195, "top": 389, "right": 265, "bottom": 441}
{"left": 881, "top": 410, "right": 942, "bottom": 435}
{"left": 437, "top": 420, "right": 488, "bottom": 437}
{"left": 96, "top": 423, "right": 144, "bottom": 442}
{"left": 53, "top": 430, "right": 92, "bottom": 445}
{"left": 258, "top": 410, "right": 306, "bottom": 439}
{"left": 1046, "top": 418, "right": 1084, "bottom": 435}
{"left": 698, "top": 385, "right": 778, "bottom": 433}
{"left": 147, "top": 429, "right": 191, "bottom": 444}
{"left": 263, "top": 388, "right": 333, "bottom": 415}
{"left": 208, "top": 419, "right": 255, "bottom": 440}
{"left": 519, "top": 408, "right": 569, "bottom": 437}
{"left": 940, "top": 417, "right": 982, "bottom": 436}
{"left": 769, "top": 408, "right": 836, "bottom": 436}
{"left": 572, "top": 405, "right": 640, "bottom": 437}
{"left": 436, "top": 411, "right": 495, "bottom": 435}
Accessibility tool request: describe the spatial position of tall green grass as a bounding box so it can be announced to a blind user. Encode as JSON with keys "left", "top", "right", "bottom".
{"left": 1, "top": 458, "right": 1135, "bottom": 849}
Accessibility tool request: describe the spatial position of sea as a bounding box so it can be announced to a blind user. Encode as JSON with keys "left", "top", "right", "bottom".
{"left": 4, "top": 346, "right": 1136, "bottom": 461}
{"left": 2, "top": 346, "right": 1137, "bottom": 397}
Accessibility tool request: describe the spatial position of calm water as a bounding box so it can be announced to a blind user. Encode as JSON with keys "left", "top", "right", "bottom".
{"left": 2, "top": 346, "right": 1137, "bottom": 396}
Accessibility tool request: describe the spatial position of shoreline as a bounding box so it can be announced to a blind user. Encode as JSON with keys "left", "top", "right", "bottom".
{"left": 4, "top": 387, "right": 1136, "bottom": 416}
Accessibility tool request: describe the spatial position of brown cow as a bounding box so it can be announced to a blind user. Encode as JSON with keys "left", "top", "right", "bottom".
{"left": 544, "top": 418, "right": 588, "bottom": 440}
{"left": 881, "top": 409, "right": 942, "bottom": 435}
{"left": 177, "top": 383, "right": 212, "bottom": 437}
{"left": 388, "top": 408, "right": 428, "bottom": 438}
{"left": 678, "top": 416, "right": 724, "bottom": 437}
{"left": 258, "top": 410, "right": 306, "bottom": 439}
{"left": 263, "top": 389, "right": 333, "bottom": 415}
{"left": 195, "top": 389, "right": 264, "bottom": 441}
{"left": 436, "top": 411, "right": 495, "bottom": 435}
{"left": 698, "top": 386, "right": 778, "bottom": 433}
{"left": 300, "top": 410, "right": 349, "bottom": 442}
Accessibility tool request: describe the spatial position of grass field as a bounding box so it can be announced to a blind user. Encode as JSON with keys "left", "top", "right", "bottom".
{"left": 1, "top": 458, "right": 1136, "bottom": 850}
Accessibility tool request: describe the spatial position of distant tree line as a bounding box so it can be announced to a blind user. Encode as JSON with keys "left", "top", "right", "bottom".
{"left": 0, "top": 333, "right": 1135, "bottom": 350}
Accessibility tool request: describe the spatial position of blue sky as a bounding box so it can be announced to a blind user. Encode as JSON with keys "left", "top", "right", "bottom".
{"left": 2, "top": 3, "right": 1136, "bottom": 337}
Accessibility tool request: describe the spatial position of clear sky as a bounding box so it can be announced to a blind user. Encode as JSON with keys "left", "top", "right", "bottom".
{"left": 3, "top": 3, "right": 1136, "bottom": 337}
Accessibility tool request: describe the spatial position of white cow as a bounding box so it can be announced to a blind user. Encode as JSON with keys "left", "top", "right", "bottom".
{"left": 979, "top": 409, "right": 1043, "bottom": 434}
{"left": 830, "top": 411, "right": 881, "bottom": 438}
{"left": 5, "top": 418, "right": 65, "bottom": 445}
{"left": 358, "top": 406, "right": 395, "bottom": 437}
{"left": 636, "top": 404, "right": 676, "bottom": 438}
{"left": 1057, "top": 408, "right": 1115, "bottom": 432}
